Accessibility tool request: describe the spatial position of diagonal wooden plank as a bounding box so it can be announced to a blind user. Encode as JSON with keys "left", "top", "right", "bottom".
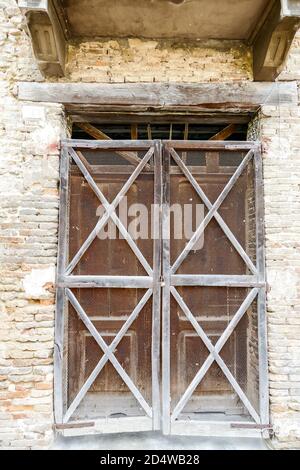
{"left": 171, "top": 288, "right": 259, "bottom": 421}
{"left": 69, "top": 146, "right": 145, "bottom": 210}
{"left": 66, "top": 147, "right": 153, "bottom": 274}
{"left": 64, "top": 289, "right": 153, "bottom": 423}
{"left": 170, "top": 148, "right": 257, "bottom": 275}
{"left": 171, "top": 287, "right": 260, "bottom": 423}
{"left": 76, "top": 150, "right": 94, "bottom": 174}
{"left": 65, "top": 211, "right": 110, "bottom": 275}
{"left": 171, "top": 149, "right": 254, "bottom": 274}
{"left": 110, "top": 211, "right": 153, "bottom": 276}
{"left": 66, "top": 147, "right": 154, "bottom": 275}
{"left": 209, "top": 124, "right": 237, "bottom": 141}
{"left": 213, "top": 354, "right": 261, "bottom": 424}
{"left": 76, "top": 122, "right": 150, "bottom": 168}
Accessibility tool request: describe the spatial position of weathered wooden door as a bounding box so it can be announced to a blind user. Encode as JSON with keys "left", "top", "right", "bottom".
{"left": 55, "top": 139, "right": 268, "bottom": 437}
{"left": 55, "top": 140, "right": 162, "bottom": 435}
{"left": 161, "top": 141, "right": 268, "bottom": 436}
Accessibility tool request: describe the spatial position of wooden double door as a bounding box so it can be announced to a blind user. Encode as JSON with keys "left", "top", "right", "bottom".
{"left": 55, "top": 139, "right": 268, "bottom": 436}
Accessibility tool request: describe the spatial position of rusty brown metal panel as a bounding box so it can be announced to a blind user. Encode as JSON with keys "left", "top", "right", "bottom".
{"left": 62, "top": 143, "right": 156, "bottom": 426}
{"left": 162, "top": 142, "right": 265, "bottom": 430}
{"left": 168, "top": 159, "right": 247, "bottom": 417}
{"left": 56, "top": 139, "right": 267, "bottom": 434}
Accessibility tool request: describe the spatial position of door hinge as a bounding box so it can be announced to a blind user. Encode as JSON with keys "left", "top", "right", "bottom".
{"left": 54, "top": 421, "right": 95, "bottom": 430}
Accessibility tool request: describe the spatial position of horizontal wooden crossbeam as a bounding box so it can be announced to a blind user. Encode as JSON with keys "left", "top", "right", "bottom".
{"left": 18, "top": 82, "right": 298, "bottom": 113}
{"left": 164, "top": 141, "right": 260, "bottom": 151}
{"left": 59, "top": 275, "right": 153, "bottom": 288}
{"left": 171, "top": 275, "right": 264, "bottom": 287}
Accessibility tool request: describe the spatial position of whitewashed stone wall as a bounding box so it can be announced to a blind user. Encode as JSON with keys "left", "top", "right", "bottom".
{"left": 0, "top": 0, "right": 300, "bottom": 449}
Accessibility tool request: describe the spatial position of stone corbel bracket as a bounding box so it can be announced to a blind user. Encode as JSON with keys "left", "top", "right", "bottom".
{"left": 19, "top": 0, "right": 66, "bottom": 77}
{"left": 253, "top": 0, "right": 300, "bottom": 81}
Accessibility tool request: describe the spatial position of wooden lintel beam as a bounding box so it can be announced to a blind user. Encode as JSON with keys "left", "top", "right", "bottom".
{"left": 17, "top": 81, "right": 298, "bottom": 111}
{"left": 253, "top": 0, "right": 300, "bottom": 81}
{"left": 70, "top": 113, "right": 251, "bottom": 125}
{"left": 19, "top": 0, "right": 66, "bottom": 77}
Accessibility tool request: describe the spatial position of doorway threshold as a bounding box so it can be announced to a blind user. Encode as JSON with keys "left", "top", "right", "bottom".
{"left": 52, "top": 431, "right": 270, "bottom": 450}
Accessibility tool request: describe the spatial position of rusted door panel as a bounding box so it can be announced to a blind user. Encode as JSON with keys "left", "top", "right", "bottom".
{"left": 170, "top": 173, "right": 248, "bottom": 275}
{"left": 161, "top": 142, "right": 265, "bottom": 433}
{"left": 65, "top": 145, "right": 157, "bottom": 423}
{"left": 169, "top": 170, "right": 247, "bottom": 413}
{"left": 56, "top": 140, "right": 266, "bottom": 434}
{"left": 70, "top": 173, "right": 153, "bottom": 276}
{"left": 169, "top": 289, "right": 249, "bottom": 413}
{"left": 68, "top": 172, "right": 153, "bottom": 418}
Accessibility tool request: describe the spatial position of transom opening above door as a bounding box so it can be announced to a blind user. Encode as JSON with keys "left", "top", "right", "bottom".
{"left": 72, "top": 121, "right": 249, "bottom": 142}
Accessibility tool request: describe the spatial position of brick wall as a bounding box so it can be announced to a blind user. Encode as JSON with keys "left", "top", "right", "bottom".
{"left": 258, "top": 103, "right": 300, "bottom": 449}
{"left": 0, "top": 0, "right": 300, "bottom": 449}
{"left": 0, "top": 0, "right": 67, "bottom": 449}
{"left": 66, "top": 38, "right": 252, "bottom": 83}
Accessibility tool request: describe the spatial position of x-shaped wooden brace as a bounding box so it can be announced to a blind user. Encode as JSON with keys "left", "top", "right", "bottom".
{"left": 66, "top": 146, "right": 154, "bottom": 276}
{"left": 64, "top": 288, "right": 153, "bottom": 423}
{"left": 169, "top": 148, "right": 256, "bottom": 275}
{"left": 170, "top": 287, "right": 260, "bottom": 423}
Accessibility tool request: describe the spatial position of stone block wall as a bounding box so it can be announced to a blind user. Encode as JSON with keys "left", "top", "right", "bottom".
{"left": 0, "top": 0, "right": 300, "bottom": 449}
{"left": 0, "top": 97, "right": 66, "bottom": 449}
{"left": 0, "top": 0, "right": 67, "bottom": 449}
